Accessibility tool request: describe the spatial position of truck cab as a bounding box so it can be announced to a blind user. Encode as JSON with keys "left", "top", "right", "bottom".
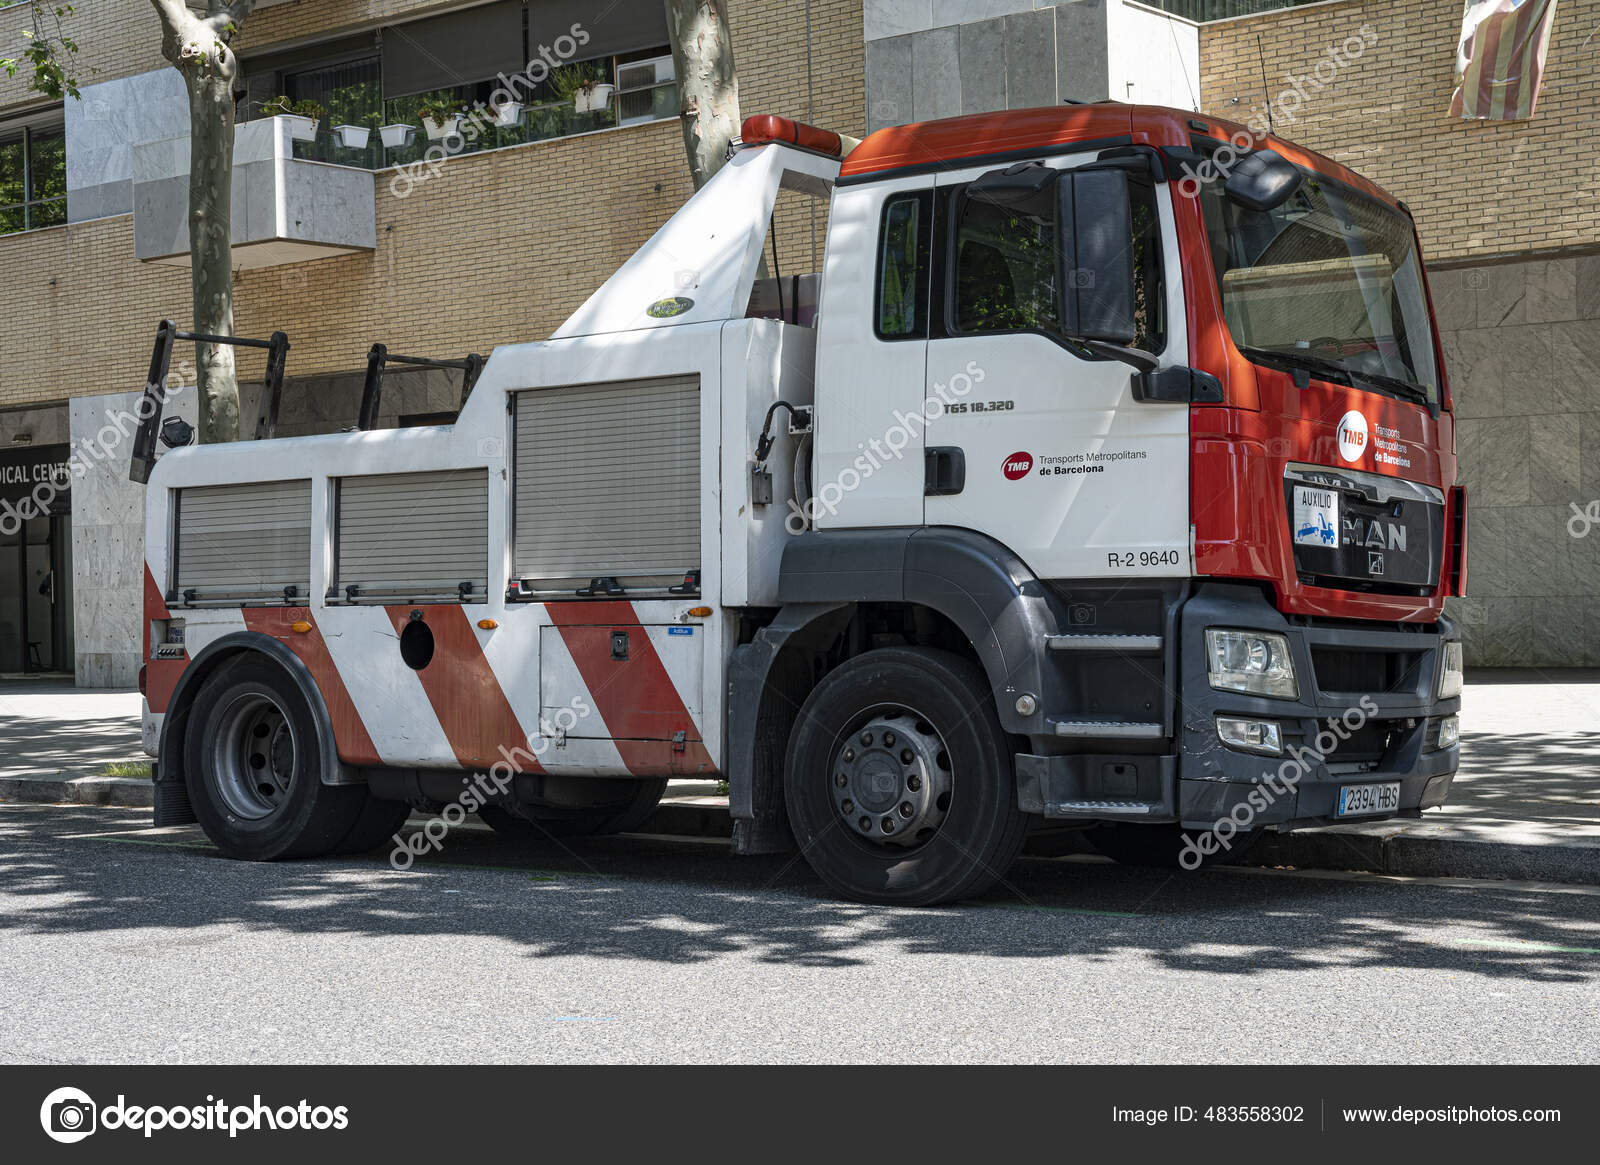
{"left": 139, "top": 103, "right": 1464, "bottom": 905}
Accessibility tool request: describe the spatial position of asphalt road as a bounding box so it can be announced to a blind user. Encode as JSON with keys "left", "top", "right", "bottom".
{"left": 3, "top": 804, "right": 1598, "bottom": 1065}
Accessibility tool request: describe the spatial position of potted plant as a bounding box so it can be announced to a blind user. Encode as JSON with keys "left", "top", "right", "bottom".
{"left": 261, "top": 96, "right": 326, "bottom": 142}
{"left": 573, "top": 79, "right": 614, "bottom": 114}
{"left": 379, "top": 121, "right": 417, "bottom": 149}
{"left": 487, "top": 99, "right": 525, "bottom": 128}
{"left": 418, "top": 98, "right": 465, "bottom": 140}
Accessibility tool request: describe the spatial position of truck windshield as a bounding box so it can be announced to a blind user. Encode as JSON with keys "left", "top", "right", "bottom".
{"left": 1199, "top": 170, "right": 1438, "bottom": 406}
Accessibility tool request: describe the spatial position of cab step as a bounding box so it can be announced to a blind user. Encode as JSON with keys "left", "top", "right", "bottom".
{"left": 1046, "top": 633, "right": 1163, "bottom": 653}
{"left": 1049, "top": 719, "right": 1165, "bottom": 740}
{"left": 1046, "top": 799, "right": 1160, "bottom": 817}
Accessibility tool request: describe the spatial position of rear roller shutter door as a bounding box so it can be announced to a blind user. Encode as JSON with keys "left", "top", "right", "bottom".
{"left": 335, "top": 469, "right": 489, "bottom": 602}
{"left": 174, "top": 480, "right": 311, "bottom": 603}
{"left": 513, "top": 376, "right": 700, "bottom": 590}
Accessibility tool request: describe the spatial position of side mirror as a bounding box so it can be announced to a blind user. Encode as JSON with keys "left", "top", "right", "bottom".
{"left": 1059, "top": 167, "right": 1136, "bottom": 345}
{"left": 1223, "top": 148, "right": 1302, "bottom": 212}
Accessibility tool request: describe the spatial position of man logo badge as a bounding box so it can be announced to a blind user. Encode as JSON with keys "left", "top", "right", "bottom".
{"left": 1368, "top": 550, "right": 1385, "bottom": 576}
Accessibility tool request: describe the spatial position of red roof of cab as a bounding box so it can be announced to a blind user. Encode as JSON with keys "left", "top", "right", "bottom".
{"left": 837, "top": 103, "right": 1401, "bottom": 210}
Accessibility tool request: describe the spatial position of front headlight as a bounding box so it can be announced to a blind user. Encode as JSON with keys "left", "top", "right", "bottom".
{"left": 1437, "top": 641, "right": 1464, "bottom": 699}
{"left": 1205, "top": 628, "right": 1298, "bottom": 699}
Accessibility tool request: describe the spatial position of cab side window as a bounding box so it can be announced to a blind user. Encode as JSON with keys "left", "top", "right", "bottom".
{"left": 951, "top": 191, "right": 1058, "bottom": 334}
{"left": 875, "top": 191, "right": 932, "bottom": 339}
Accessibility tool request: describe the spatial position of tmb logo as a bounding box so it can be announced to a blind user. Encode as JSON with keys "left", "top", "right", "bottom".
{"left": 1002, "top": 451, "right": 1033, "bottom": 481}
{"left": 1336, "top": 410, "right": 1369, "bottom": 463}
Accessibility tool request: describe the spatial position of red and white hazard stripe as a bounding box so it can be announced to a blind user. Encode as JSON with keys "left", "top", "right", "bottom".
{"left": 144, "top": 567, "right": 716, "bottom": 780}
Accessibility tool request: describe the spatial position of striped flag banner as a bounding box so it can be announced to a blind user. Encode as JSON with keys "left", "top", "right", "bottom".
{"left": 1450, "top": 0, "right": 1561, "bottom": 120}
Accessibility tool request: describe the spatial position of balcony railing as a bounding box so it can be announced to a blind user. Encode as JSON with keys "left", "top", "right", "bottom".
{"left": 1141, "top": 0, "right": 1323, "bottom": 21}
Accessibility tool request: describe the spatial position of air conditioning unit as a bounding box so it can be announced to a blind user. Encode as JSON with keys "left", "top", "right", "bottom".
{"left": 616, "top": 55, "right": 677, "bottom": 127}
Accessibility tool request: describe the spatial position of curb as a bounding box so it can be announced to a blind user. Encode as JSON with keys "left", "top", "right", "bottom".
{"left": 1244, "top": 828, "right": 1600, "bottom": 886}
{"left": 6, "top": 777, "right": 1597, "bottom": 887}
{"left": 0, "top": 775, "right": 155, "bottom": 809}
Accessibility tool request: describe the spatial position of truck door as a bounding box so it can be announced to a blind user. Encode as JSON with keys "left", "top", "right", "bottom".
{"left": 921, "top": 156, "right": 1191, "bottom": 580}
{"left": 810, "top": 180, "right": 932, "bottom": 529}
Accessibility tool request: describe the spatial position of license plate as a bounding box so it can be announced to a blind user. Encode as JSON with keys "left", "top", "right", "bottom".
{"left": 1337, "top": 781, "right": 1401, "bottom": 817}
{"left": 1292, "top": 485, "right": 1339, "bottom": 548}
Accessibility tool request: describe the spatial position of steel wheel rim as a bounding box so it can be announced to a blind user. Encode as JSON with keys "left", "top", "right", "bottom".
{"left": 829, "top": 703, "right": 953, "bottom": 851}
{"left": 209, "top": 691, "right": 297, "bottom": 820}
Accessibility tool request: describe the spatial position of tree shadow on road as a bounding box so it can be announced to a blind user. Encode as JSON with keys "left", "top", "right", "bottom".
{"left": 2, "top": 806, "right": 1599, "bottom": 989}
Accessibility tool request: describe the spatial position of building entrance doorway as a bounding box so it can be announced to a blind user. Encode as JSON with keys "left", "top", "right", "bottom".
{"left": 0, "top": 443, "right": 74, "bottom": 675}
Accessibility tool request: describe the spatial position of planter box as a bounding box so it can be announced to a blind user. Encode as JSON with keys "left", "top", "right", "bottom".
{"left": 489, "top": 102, "right": 525, "bottom": 128}
{"left": 332, "top": 124, "right": 371, "bottom": 150}
{"left": 278, "top": 113, "right": 319, "bottom": 142}
{"left": 379, "top": 123, "right": 417, "bottom": 149}
{"left": 421, "top": 113, "right": 464, "bottom": 141}
{"left": 574, "top": 84, "right": 614, "bottom": 113}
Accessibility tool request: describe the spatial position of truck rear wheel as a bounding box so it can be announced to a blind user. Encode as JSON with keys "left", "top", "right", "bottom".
{"left": 184, "top": 658, "right": 366, "bottom": 860}
{"left": 784, "top": 647, "right": 1027, "bottom": 906}
{"left": 478, "top": 779, "right": 666, "bottom": 838}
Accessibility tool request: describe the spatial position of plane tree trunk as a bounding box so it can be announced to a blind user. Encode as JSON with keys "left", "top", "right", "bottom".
{"left": 151, "top": 0, "right": 255, "bottom": 444}
{"left": 663, "top": 0, "right": 741, "bottom": 190}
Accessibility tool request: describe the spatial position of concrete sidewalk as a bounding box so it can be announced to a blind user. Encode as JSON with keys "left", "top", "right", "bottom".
{"left": 1, "top": 672, "right": 1596, "bottom": 884}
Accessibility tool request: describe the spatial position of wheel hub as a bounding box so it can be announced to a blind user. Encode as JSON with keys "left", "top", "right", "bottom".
{"left": 210, "top": 692, "right": 297, "bottom": 821}
{"left": 832, "top": 709, "right": 951, "bottom": 848}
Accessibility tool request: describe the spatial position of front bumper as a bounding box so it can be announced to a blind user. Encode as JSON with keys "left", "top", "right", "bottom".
{"left": 1175, "top": 582, "right": 1459, "bottom": 830}
{"left": 1016, "top": 581, "right": 1460, "bottom": 830}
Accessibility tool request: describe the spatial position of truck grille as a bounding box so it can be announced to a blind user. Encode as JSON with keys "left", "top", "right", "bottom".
{"left": 1311, "top": 647, "right": 1426, "bottom": 696}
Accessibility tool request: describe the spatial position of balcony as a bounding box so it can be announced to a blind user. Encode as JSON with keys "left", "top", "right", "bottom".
{"left": 132, "top": 115, "right": 375, "bottom": 270}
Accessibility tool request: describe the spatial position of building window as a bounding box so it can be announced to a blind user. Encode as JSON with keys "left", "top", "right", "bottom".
{"left": 0, "top": 121, "right": 66, "bottom": 236}
{"left": 238, "top": 0, "right": 679, "bottom": 172}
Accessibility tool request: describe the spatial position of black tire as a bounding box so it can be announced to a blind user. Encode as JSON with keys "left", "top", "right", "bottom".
{"left": 184, "top": 657, "right": 366, "bottom": 861}
{"left": 1087, "top": 823, "right": 1264, "bottom": 869}
{"left": 332, "top": 793, "right": 413, "bottom": 855}
{"left": 477, "top": 779, "right": 667, "bottom": 839}
{"left": 784, "top": 647, "right": 1028, "bottom": 906}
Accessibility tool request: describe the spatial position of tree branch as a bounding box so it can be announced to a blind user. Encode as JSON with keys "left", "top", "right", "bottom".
{"left": 204, "top": 0, "right": 257, "bottom": 38}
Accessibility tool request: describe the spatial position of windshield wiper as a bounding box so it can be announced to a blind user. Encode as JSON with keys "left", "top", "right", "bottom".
{"left": 1238, "top": 346, "right": 1433, "bottom": 409}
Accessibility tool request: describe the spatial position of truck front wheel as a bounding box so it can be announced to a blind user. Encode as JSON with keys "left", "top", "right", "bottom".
{"left": 184, "top": 658, "right": 367, "bottom": 860}
{"left": 784, "top": 647, "right": 1028, "bottom": 906}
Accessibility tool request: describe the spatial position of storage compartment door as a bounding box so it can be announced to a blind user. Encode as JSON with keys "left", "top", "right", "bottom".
{"left": 334, "top": 469, "right": 489, "bottom": 602}
{"left": 512, "top": 375, "right": 700, "bottom": 591}
{"left": 538, "top": 623, "right": 703, "bottom": 741}
{"left": 174, "top": 479, "right": 311, "bottom": 604}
